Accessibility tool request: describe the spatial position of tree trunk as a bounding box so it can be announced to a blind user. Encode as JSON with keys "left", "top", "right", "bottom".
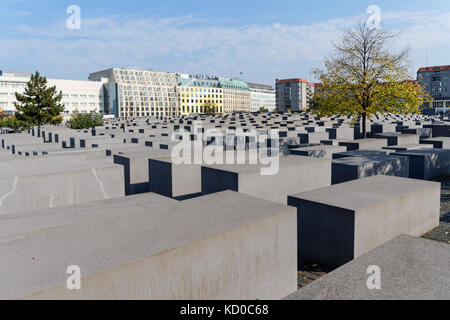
{"left": 362, "top": 112, "right": 366, "bottom": 139}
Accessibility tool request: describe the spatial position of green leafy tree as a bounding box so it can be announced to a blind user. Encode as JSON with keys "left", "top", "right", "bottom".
{"left": 311, "top": 22, "right": 432, "bottom": 138}
{"left": 66, "top": 111, "right": 104, "bottom": 129}
{"left": 258, "top": 107, "right": 269, "bottom": 114}
{"left": 203, "top": 102, "right": 217, "bottom": 115}
{"left": 0, "top": 115, "right": 30, "bottom": 132}
{"left": 14, "top": 71, "right": 65, "bottom": 128}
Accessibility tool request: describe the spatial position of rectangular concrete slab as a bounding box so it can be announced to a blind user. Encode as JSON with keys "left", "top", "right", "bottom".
{"left": 392, "top": 149, "right": 450, "bottom": 179}
{"left": 284, "top": 235, "right": 450, "bottom": 300}
{"left": 339, "top": 139, "right": 388, "bottom": 151}
{"left": 0, "top": 191, "right": 297, "bottom": 300}
{"left": 331, "top": 155, "right": 409, "bottom": 184}
{"left": 290, "top": 145, "right": 347, "bottom": 159}
{"left": 287, "top": 175, "right": 440, "bottom": 267}
{"left": 420, "top": 137, "right": 450, "bottom": 149}
{"left": 202, "top": 156, "right": 331, "bottom": 204}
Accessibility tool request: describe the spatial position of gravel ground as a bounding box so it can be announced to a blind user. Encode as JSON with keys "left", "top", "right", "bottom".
{"left": 297, "top": 175, "right": 450, "bottom": 289}
{"left": 422, "top": 175, "right": 450, "bottom": 245}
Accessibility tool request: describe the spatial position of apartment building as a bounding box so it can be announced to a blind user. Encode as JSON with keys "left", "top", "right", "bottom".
{"left": 89, "top": 68, "right": 179, "bottom": 118}
{"left": 248, "top": 82, "right": 276, "bottom": 112}
{"left": 275, "top": 78, "right": 318, "bottom": 112}
{"left": 0, "top": 70, "right": 104, "bottom": 118}
{"left": 218, "top": 78, "right": 251, "bottom": 114}
{"left": 417, "top": 65, "right": 450, "bottom": 114}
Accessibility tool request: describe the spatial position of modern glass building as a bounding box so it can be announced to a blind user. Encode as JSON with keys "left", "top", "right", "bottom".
{"left": 89, "top": 68, "right": 179, "bottom": 119}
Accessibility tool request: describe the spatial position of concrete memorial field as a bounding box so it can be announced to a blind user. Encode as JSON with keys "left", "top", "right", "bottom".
{"left": 0, "top": 111, "right": 448, "bottom": 300}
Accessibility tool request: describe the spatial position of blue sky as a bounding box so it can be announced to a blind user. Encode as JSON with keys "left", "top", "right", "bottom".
{"left": 1, "top": 0, "right": 449, "bottom": 85}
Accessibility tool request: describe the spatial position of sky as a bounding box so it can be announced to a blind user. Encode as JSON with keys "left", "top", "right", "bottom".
{"left": 1, "top": 0, "right": 449, "bottom": 85}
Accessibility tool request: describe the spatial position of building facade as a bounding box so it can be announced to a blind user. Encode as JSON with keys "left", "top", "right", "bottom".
{"left": 177, "top": 74, "right": 223, "bottom": 115}
{"left": 1, "top": 67, "right": 269, "bottom": 119}
{"left": 89, "top": 68, "right": 179, "bottom": 118}
{"left": 417, "top": 65, "right": 450, "bottom": 114}
{"left": 0, "top": 70, "right": 104, "bottom": 118}
{"left": 218, "top": 78, "right": 250, "bottom": 114}
{"left": 248, "top": 83, "right": 276, "bottom": 112}
{"left": 275, "top": 78, "right": 318, "bottom": 112}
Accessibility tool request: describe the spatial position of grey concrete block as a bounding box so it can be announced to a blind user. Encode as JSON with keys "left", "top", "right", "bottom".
{"left": 290, "top": 145, "right": 347, "bottom": 159}
{"left": 371, "top": 123, "right": 396, "bottom": 134}
{"left": 202, "top": 156, "right": 331, "bottom": 204}
{"left": 0, "top": 191, "right": 297, "bottom": 300}
{"left": 287, "top": 176, "right": 440, "bottom": 268}
{"left": 331, "top": 155, "right": 409, "bottom": 184}
{"left": 326, "top": 127, "right": 354, "bottom": 140}
{"left": 284, "top": 235, "right": 450, "bottom": 300}
{"left": 392, "top": 149, "right": 450, "bottom": 179}
{"left": 298, "top": 132, "right": 330, "bottom": 144}
{"left": 0, "top": 160, "right": 125, "bottom": 215}
{"left": 382, "top": 144, "right": 433, "bottom": 152}
{"left": 0, "top": 193, "right": 177, "bottom": 241}
{"left": 373, "top": 133, "right": 420, "bottom": 146}
{"left": 149, "top": 157, "right": 202, "bottom": 200}
{"left": 420, "top": 137, "right": 450, "bottom": 149}
{"left": 400, "top": 128, "right": 432, "bottom": 139}
{"left": 114, "top": 149, "right": 171, "bottom": 195}
{"left": 338, "top": 139, "right": 388, "bottom": 151}
{"left": 332, "top": 150, "right": 389, "bottom": 160}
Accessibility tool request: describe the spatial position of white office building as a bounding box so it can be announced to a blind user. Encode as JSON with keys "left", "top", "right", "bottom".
{"left": 0, "top": 70, "right": 106, "bottom": 119}
{"left": 248, "top": 82, "right": 276, "bottom": 112}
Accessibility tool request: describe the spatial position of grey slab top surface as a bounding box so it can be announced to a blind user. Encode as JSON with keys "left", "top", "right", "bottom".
{"left": 0, "top": 158, "right": 119, "bottom": 177}
{"left": 332, "top": 155, "right": 403, "bottom": 165}
{"left": 288, "top": 175, "right": 440, "bottom": 211}
{"left": 290, "top": 145, "right": 345, "bottom": 152}
{"left": 284, "top": 235, "right": 450, "bottom": 300}
{"left": 421, "top": 137, "right": 450, "bottom": 142}
{"left": 393, "top": 149, "right": 450, "bottom": 156}
{"left": 0, "top": 190, "right": 294, "bottom": 299}
{"left": 202, "top": 155, "right": 330, "bottom": 173}
{"left": 0, "top": 193, "right": 176, "bottom": 242}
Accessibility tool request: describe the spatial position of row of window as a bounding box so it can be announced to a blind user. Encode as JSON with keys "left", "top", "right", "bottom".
{"left": 120, "top": 91, "right": 176, "bottom": 98}
{"left": 181, "top": 99, "right": 222, "bottom": 104}
{"left": 0, "top": 82, "right": 27, "bottom": 88}
{"left": 182, "top": 106, "right": 223, "bottom": 113}
{"left": 181, "top": 87, "right": 222, "bottom": 93}
{"left": 113, "top": 69, "right": 176, "bottom": 78}
{"left": 62, "top": 94, "right": 100, "bottom": 99}
{"left": 120, "top": 102, "right": 176, "bottom": 107}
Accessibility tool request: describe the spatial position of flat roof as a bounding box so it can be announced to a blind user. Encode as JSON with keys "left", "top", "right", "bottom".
{"left": 418, "top": 65, "right": 450, "bottom": 73}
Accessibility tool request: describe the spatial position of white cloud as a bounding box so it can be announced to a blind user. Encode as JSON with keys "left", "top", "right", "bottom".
{"left": 1, "top": 9, "right": 449, "bottom": 84}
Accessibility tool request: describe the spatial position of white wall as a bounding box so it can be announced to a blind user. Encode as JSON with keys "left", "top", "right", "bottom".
{"left": 0, "top": 76, "right": 104, "bottom": 118}
{"left": 250, "top": 89, "right": 276, "bottom": 112}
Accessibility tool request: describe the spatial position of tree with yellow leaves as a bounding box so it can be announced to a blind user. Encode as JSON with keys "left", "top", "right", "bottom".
{"left": 311, "top": 22, "right": 432, "bottom": 138}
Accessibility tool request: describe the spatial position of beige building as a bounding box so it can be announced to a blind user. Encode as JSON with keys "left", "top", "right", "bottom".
{"left": 218, "top": 78, "right": 251, "bottom": 113}
{"left": 89, "top": 68, "right": 179, "bottom": 118}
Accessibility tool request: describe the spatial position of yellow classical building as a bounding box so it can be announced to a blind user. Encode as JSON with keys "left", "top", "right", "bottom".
{"left": 177, "top": 75, "right": 223, "bottom": 115}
